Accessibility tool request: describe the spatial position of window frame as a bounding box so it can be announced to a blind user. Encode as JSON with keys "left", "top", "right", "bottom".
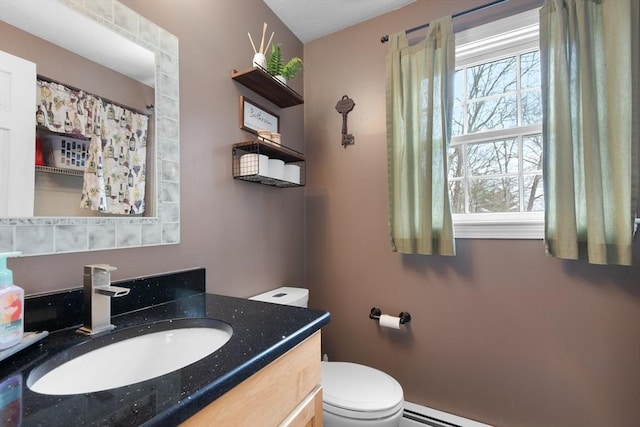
{"left": 450, "top": 9, "right": 543, "bottom": 239}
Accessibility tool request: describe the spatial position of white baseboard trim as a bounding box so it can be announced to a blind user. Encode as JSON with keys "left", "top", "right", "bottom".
{"left": 403, "top": 401, "right": 494, "bottom": 427}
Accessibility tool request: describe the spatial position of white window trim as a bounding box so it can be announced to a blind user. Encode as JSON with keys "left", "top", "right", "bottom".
{"left": 453, "top": 212, "right": 544, "bottom": 239}
{"left": 451, "top": 8, "right": 543, "bottom": 240}
{"left": 452, "top": 124, "right": 542, "bottom": 145}
{"left": 456, "top": 9, "right": 540, "bottom": 67}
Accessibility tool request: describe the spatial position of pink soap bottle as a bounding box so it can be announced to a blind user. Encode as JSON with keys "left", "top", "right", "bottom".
{"left": 0, "top": 252, "right": 24, "bottom": 350}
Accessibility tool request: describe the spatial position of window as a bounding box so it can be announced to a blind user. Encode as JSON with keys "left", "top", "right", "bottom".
{"left": 448, "top": 10, "right": 543, "bottom": 239}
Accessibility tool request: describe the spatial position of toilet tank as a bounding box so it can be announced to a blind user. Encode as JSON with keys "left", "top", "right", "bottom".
{"left": 249, "top": 287, "right": 309, "bottom": 308}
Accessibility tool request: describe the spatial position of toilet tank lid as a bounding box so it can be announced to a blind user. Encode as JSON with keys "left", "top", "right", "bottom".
{"left": 249, "top": 287, "right": 309, "bottom": 307}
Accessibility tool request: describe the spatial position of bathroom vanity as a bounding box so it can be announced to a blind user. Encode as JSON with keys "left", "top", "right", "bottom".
{"left": 0, "top": 269, "right": 330, "bottom": 426}
{"left": 184, "top": 332, "right": 323, "bottom": 426}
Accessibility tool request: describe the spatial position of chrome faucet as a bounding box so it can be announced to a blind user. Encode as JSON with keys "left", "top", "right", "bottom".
{"left": 77, "top": 264, "right": 130, "bottom": 335}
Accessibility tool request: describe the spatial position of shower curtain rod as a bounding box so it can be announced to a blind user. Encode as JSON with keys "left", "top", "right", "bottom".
{"left": 380, "top": 0, "right": 509, "bottom": 43}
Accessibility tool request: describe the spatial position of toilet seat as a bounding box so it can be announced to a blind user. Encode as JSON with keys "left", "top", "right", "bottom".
{"left": 321, "top": 361, "right": 404, "bottom": 420}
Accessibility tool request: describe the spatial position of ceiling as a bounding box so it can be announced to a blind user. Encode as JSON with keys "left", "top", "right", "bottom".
{"left": 263, "top": 0, "right": 416, "bottom": 43}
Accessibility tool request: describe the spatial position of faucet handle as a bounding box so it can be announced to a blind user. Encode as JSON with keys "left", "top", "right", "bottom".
{"left": 84, "top": 264, "right": 117, "bottom": 275}
{"left": 95, "top": 285, "right": 130, "bottom": 297}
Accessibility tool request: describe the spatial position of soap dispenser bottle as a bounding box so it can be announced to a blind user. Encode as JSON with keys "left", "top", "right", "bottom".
{"left": 0, "top": 252, "right": 24, "bottom": 350}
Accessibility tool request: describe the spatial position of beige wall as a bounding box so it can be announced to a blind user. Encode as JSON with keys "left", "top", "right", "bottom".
{"left": 5, "top": 1, "right": 639, "bottom": 426}
{"left": 8, "top": 0, "right": 306, "bottom": 298}
{"left": 304, "top": 1, "right": 640, "bottom": 427}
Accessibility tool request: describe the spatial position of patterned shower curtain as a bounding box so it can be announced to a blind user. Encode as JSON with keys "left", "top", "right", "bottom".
{"left": 36, "top": 80, "right": 148, "bottom": 215}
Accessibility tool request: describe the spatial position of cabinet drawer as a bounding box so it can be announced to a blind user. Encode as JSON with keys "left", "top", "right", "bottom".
{"left": 182, "top": 331, "right": 321, "bottom": 426}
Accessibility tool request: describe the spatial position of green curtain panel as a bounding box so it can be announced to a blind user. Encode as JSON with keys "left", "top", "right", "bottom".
{"left": 540, "top": 0, "right": 639, "bottom": 265}
{"left": 385, "top": 17, "right": 456, "bottom": 255}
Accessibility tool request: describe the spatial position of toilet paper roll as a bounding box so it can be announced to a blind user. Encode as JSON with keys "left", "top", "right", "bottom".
{"left": 268, "top": 159, "right": 285, "bottom": 180}
{"left": 239, "top": 153, "right": 269, "bottom": 176}
{"left": 283, "top": 164, "right": 300, "bottom": 184}
{"left": 379, "top": 314, "right": 401, "bottom": 329}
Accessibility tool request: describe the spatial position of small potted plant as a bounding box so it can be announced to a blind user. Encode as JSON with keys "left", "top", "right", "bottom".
{"left": 267, "top": 44, "right": 303, "bottom": 85}
{"left": 282, "top": 57, "right": 303, "bottom": 83}
{"left": 267, "top": 44, "right": 283, "bottom": 78}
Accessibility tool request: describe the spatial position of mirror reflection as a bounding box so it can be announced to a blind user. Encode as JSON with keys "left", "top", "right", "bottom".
{"left": 33, "top": 76, "right": 153, "bottom": 217}
{"left": 1, "top": 0, "right": 155, "bottom": 218}
{"left": 0, "top": 0, "right": 180, "bottom": 256}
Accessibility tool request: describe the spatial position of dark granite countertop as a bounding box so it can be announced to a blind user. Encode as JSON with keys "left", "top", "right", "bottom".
{"left": 0, "top": 291, "right": 330, "bottom": 426}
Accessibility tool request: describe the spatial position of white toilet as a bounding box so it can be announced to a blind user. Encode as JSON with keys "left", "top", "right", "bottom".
{"left": 250, "top": 287, "right": 404, "bottom": 427}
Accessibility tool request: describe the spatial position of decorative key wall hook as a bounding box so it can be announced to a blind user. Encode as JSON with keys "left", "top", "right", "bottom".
{"left": 335, "top": 95, "right": 355, "bottom": 148}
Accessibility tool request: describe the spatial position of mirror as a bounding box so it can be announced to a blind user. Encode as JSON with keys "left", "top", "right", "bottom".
{"left": 0, "top": 0, "right": 180, "bottom": 256}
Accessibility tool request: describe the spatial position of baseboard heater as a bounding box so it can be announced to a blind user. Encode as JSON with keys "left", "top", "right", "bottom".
{"left": 402, "top": 402, "right": 493, "bottom": 427}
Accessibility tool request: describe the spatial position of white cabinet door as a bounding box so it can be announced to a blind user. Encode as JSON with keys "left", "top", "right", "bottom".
{"left": 0, "top": 49, "right": 36, "bottom": 217}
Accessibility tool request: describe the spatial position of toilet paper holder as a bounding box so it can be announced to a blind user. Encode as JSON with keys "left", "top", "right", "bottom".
{"left": 369, "top": 307, "right": 411, "bottom": 325}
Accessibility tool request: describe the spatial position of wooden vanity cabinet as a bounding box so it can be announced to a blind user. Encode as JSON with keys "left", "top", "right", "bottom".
{"left": 182, "top": 331, "right": 323, "bottom": 427}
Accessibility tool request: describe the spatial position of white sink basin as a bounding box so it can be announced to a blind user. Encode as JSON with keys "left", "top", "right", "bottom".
{"left": 28, "top": 319, "right": 232, "bottom": 395}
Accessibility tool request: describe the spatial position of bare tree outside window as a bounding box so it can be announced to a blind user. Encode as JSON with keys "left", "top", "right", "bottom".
{"left": 449, "top": 50, "right": 543, "bottom": 214}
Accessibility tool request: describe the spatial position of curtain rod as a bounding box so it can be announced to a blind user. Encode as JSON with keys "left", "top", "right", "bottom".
{"left": 380, "top": 0, "right": 509, "bottom": 43}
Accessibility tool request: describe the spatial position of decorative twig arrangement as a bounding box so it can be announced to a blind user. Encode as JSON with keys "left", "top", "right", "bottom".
{"left": 248, "top": 22, "right": 274, "bottom": 58}
{"left": 247, "top": 22, "right": 303, "bottom": 82}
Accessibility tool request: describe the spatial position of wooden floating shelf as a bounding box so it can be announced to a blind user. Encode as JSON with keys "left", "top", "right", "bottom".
{"left": 233, "top": 139, "right": 304, "bottom": 163}
{"left": 231, "top": 67, "right": 304, "bottom": 108}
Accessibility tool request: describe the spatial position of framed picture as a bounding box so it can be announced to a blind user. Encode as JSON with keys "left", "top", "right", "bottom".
{"left": 240, "top": 96, "right": 280, "bottom": 134}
